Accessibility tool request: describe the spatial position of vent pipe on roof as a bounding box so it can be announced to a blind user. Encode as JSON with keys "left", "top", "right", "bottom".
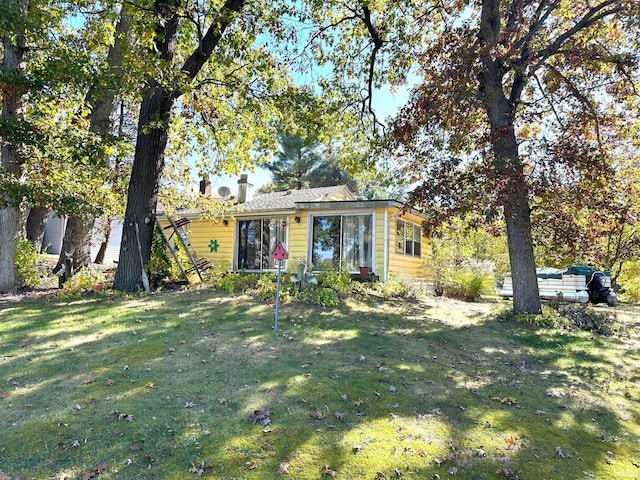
{"left": 237, "top": 174, "right": 254, "bottom": 204}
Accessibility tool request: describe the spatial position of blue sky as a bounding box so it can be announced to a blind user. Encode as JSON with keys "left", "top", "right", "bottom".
{"left": 208, "top": 83, "right": 412, "bottom": 192}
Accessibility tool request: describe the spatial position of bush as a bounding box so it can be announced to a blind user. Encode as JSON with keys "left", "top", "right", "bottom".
{"left": 444, "top": 269, "right": 494, "bottom": 301}
{"left": 498, "top": 306, "right": 565, "bottom": 328}
{"left": 376, "top": 272, "right": 413, "bottom": 298}
{"left": 297, "top": 285, "right": 340, "bottom": 307}
{"left": 147, "top": 228, "right": 173, "bottom": 284}
{"left": 317, "top": 268, "right": 352, "bottom": 292}
{"left": 211, "top": 272, "right": 261, "bottom": 293}
{"left": 617, "top": 260, "right": 640, "bottom": 303}
{"left": 14, "top": 239, "right": 40, "bottom": 288}
{"left": 57, "top": 268, "right": 107, "bottom": 297}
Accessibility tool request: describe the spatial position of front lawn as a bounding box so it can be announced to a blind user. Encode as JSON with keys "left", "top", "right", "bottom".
{"left": 1, "top": 290, "right": 639, "bottom": 479}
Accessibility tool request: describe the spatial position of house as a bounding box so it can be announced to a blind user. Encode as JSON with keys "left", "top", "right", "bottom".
{"left": 163, "top": 175, "right": 429, "bottom": 281}
{"left": 41, "top": 212, "right": 122, "bottom": 264}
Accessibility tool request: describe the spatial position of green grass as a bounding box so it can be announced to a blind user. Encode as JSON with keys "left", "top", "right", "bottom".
{"left": 1, "top": 291, "right": 639, "bottom": 479}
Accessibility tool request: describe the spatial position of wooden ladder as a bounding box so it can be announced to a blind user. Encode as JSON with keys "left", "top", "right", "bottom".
{"left": 155, "top": 216, "right": 212, "bottom": 282}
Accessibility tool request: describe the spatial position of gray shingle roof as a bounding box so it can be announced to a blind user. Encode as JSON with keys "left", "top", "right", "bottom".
{"left": 234, "top": 185, "right": 353, "bottom": 212}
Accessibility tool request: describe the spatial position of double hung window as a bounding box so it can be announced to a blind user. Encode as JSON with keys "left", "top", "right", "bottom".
{"left": 396, "top": 219, "right": 421, "bottom": 257}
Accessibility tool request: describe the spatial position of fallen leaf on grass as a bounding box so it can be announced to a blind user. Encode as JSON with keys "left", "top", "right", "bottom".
{"left": 83, "top": 377, "right": 96, "bottom": 385}
{"left": 109, "top": 411, "right": 134, "bottom": 422}
{"left": 81, "top": 463, "right": 108, "bottom": 480}
{"left": 504, "top": 437, "right": 517, "bottom": 449}
{"left": 1, "top": 392, "right": 10, "bottom": 398}
{"left": 249, "top": 408, "right": 271, "bottom": 425}
{"left": 323, "top": 465, "right": 337, "bottom": 476}
{"left": 188, "top": 460, "right": 209, "bottom": 476}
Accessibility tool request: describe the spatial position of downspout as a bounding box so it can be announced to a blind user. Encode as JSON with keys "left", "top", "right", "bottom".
{"left": 384, "top": 209, "right": 399, "bottom": 282}
{"left": 383, "top": 209, "right": 391, "bottom": 281}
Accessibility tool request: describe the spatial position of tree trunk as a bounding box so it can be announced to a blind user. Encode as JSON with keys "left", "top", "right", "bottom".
{"left": 26, "top": 206, "right": 51, "bottom": 252}
{"left": 0, "top": 1, "right": 29, "bottom": 293}
{"left": 477, "top": 0, "right": 541, "bottom": 314}
{"left": 53, "top": 214, "right": 95, "bottom": 274}
{"left": 54, "top": 9, "right": 130, "bottom": 275}
{"left": 112, "top": 0, "right": 245, "bottom": 292}
{"left": 112, "top": 89, "right": 175, "bottom": 292}
{"left": 94, "top": 217, "right": 112, "bottom": 264}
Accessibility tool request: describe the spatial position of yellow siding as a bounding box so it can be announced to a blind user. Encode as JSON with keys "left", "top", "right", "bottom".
{"left": 287, "top": 213, "right": 308, "bottom": 273}
{"left": 387, "top": 211, "right": 428, "bottom": 279}
{"left": 188, "top": 219, "right": 233, "bottom": 273}
{"left": 160, "top": 204, "right": 429, "bottom": 280}
{"left": 374, "top": 208, "right": 386, "bottom": 276}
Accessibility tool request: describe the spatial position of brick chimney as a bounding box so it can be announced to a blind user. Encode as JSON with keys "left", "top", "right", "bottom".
{"left": 199, "top": 178, "right": 212, "bottom": 196}
{"left": 237, "top": 174, "right": 253, "bottom": 204}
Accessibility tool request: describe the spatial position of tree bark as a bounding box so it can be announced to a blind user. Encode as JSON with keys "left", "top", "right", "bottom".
{"left": 26, "top": 206, "right": 51, "bottom": 252}
{"left": 477, "top": 0, "right": 541, "bottom": 314}
{"left": 0, "top": 0, "right": 29, "bottom": 293}
{"left": 113, "top": 0, "right": 246, "bottom": 292}
{"left": 93, "top": 217, "right": 112, "bottom": 264}
{"left": 113, "top": 89, "right": 174, "bottom": 291}
{"left": 480, "top": 79, "right": 542, "bottom": 314}
{"left": 53, "top": 9, "right": 130, "bottom": 275}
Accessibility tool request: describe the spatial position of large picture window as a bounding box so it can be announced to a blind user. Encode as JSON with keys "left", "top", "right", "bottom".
{"left": 237, "top": 218, "right": 287, "bottom": 270}
{"left": 396, "top": 219, "right": 421, "bottom": 257}
{"left": 311, "top": 214, "right": 372, "bottom": 272}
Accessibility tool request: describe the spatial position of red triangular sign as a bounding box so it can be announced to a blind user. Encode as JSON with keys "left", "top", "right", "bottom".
{"left": 271, "top": 242, "right": 288, "bottom": 260}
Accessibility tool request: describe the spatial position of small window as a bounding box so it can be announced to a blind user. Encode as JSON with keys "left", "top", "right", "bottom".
{"left": 396, "top": 219, "right": 422, "bottom": 257}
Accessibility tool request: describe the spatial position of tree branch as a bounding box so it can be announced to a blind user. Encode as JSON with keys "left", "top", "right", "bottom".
{"left": 537, "top": 0, "right": 627, "bottom": 62}
{"left": 179, "top": 0, "right": 246, "bottom": 85}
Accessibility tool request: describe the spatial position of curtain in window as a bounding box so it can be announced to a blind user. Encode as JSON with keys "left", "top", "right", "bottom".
{"left": 342, "top": 215, "right": 372, "bottom": 271}
{"left": 312, "top": 214, "right": 372, "bottom": 272}
{"left": 237, "top": 218, "right": 287, "bottom": 270}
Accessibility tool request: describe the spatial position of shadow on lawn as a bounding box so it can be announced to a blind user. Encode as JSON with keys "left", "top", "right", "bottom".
{"left": 0, "top": 291, "right": 638, "bottom": 479}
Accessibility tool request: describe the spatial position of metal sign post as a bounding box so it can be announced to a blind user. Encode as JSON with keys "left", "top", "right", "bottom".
{"left": 271, "top": 242, "right": 289, "bottom": 332}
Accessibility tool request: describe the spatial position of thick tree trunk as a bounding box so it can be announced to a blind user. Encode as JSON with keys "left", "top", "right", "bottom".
{"left": 53, "top": 214, "right": 95, "bottom": 274}
{"left": 54, "top": 10, "right": 130, "bottom": 275}
{"left": 112, "top": 0, "right": 245, "bottom": 292}
{"left": 112, "top": 89, "right": 174, "bottom": 292}
{"left": 0, "top": 3, "right": 28, "bottom": 293}
{"left": 478, "top": 0, "right": 541, "bottom": 314}
{"left": 26, "top": 206, "right": 51, "bottom": 252}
